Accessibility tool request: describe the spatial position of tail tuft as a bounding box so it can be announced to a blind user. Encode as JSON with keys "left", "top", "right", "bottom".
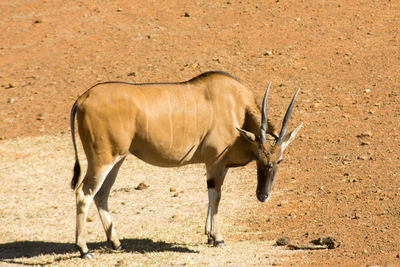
{"left": 71, "top": 160, "right": 81, "bottom": 190}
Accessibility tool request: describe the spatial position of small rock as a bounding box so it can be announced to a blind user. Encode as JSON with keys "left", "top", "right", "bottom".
{"left": 9, "top": 82, "right": 16, "bottom": 88}
{"left": 311, "top": 237, "right": 341, "bottom": 249}
{"left": 172, "top": 192, "right": 179, "bottom": 197}
{"left": 276, "top": 237, "right": 290, "bottom": 246}
{"left": 169, "top": 215, "right": 178, "bottom": 222}
{"left": 364, "top": 89, "right": 371, "bottom": 93}
{"left": 184, "top": 12, "right": 190, "bottom": 17}
{"left": 127, "top": 72, "right": 136, "bottom": 77}
{"left": 263, "top": 51, "right": 273, "bottom": 56}
{"left": 360, "top": 141, "right": 370, "bottom": 146}
{"left": 86, "top": 217, "right": 94, "bottom": 222}
{"left": 170, "top": 187, "right": 176, "bottom": 192}
{"left": 312, "top": 103, "right": 321, "bottom": 108}
{"left": 116, "top": 8, "right": 123, "bottom": 12}
{"left": 358, "top": 131, "right": 373, "bottom": 137}
{"left": 135, "top": 182, "right": 149, "bottom": 190}
{"left": 7, "top": 98, "right": 15, "bottom": 104}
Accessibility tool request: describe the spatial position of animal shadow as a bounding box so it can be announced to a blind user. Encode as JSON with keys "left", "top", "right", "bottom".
{"left": 0, "top": 238, "right": 197, "bottom": 265}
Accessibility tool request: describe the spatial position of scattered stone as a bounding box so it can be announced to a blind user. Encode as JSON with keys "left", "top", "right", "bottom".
{"left": 127, "top": 72, "right": 136, "bottom": 77}
{"left": 312, "top": 103, "right": 321, "bottom": 109}
{"left": 364, "top": 88, "right": 371, "bottom": 93}
{"left": 357, "top": 131, "right": 373, "bottom": 137}
{"left": 169, "top": 215, "right": 178, "bottom": 222}
{"left": 7, "top": 98, "right": 15, "bottom": 104}
{"left": 184, "top": 12, "right": 190, "bottom": 17}
{"left": 172, "top": 192, "right": 179, "bottom": 197}
{"left": 116, "top": 8, "right": 123, "bottom": 12}
{"left": 263, "top": 51, "right": 273, "bottom": 56}
{"left": 6, "top": 82, "right": 16, "bottom": 89}
{"left": 36, "top": 113, "right": 44, "bottom": 120}
{"left": 170, "top": 187, "right": 177, "bottom": 192}
{"left": 86, "top": 217, "right": 94, "bottom": 222}
{"left": 360, "top": 141, "right": 370, "bottom": 146}
{"left": 135, "top": 182, "right": 149, "bottom": 190}
{"left": 276, "top": 237, "right": 290, "bottom": 246}
{"left": 310, "top": 237, "right": 341, "bottom": 249}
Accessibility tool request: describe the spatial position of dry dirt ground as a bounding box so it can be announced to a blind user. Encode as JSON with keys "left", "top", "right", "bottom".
{"left": 0, "top": 0, "right": 399, "bottom": 266}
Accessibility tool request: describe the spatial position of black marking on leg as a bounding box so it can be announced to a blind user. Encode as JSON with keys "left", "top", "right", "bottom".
{"left": 207, "top": 179, "right": 216, "bottom": 189}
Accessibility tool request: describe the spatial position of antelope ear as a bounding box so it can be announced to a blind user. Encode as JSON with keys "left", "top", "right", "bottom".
{"left": 281, "top": 123, "right": 303, "bottom": 151}
{"left": 236, "top": 127, "right": 257, "bottom": 144}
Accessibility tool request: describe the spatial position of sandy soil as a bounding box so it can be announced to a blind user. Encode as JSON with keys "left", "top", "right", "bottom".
{"left": 1, "top": 0, "right": 400, "bottom": 266}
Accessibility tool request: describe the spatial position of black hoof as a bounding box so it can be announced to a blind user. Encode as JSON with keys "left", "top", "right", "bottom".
{"left": 207, "top": 238, "right": 214, "bottom": 245}
{"left": 80, "top": 252, "right": 94, "bottom": 259}
{"left": 214, "top": 240, "right": 226, "bottom": 247}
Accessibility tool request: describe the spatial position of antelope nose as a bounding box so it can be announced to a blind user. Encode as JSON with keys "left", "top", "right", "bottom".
{"left": 257, "top": 192, "right": 270, "bottom": 202}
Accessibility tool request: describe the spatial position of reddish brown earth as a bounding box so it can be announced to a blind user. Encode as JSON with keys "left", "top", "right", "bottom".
{"left": 1, "top": 0, "right": 399, "bottom": 265}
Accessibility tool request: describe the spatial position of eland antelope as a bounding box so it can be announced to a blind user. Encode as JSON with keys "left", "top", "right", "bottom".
{"left": 70, "top": 71, "right": 302, "bottom": 258}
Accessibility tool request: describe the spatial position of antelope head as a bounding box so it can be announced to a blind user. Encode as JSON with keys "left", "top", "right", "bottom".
{"left": 237, "top": 84, "right": 302, "bottom": 202}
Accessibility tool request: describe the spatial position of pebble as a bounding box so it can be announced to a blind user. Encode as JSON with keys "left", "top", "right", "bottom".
{"left": 135, "top": 182, "right": 149, "bottom": 190}
{"left": 359, "top": 131, "right": 373, "bottom": 137}
{"left": 276, "top": 237, "right": 291, "bottom": 246}
{"left": 312, "top": 103, "right": 321, "bottom": 108}
{"left": 7, "top": 98, "right": 15, "bottom": 103}
{"left": 360, "top": 141, "right": 370, "bottom": 146}
{"left": 7, "top": 82, "right": 16, "bottom": 89}
{"left": 170, "top": 187, "right": 176, "bottom": 192}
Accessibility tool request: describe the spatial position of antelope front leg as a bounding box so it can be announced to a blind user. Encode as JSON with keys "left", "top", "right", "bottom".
{"left": 205, "top": 166, "right": 227, "bottom": 247}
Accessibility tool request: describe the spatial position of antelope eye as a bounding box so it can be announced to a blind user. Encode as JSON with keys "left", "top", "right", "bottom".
{"left": 277, "top": 159, "right": 283, "bottom": 165}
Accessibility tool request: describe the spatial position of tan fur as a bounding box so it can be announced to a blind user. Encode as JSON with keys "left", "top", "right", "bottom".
{"left": 71, "top": 72, "right": 273, "bottom": 256}
{"left": 70, "top": 72, "right": 301, "bottom": 258}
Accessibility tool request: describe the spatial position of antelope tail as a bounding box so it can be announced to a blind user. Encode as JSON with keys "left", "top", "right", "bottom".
{"left": 70, "top": 101, "right": 81, "bottom": 190}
